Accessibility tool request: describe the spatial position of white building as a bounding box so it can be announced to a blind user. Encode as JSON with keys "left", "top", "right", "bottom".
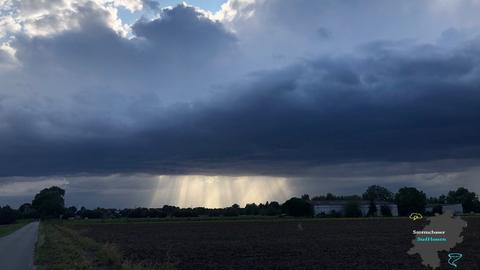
{"left": 425, "top": 204, "right": 463, "bottom": 215}
{"left": 313, "top": 200, "right": 399, "bottom": 217}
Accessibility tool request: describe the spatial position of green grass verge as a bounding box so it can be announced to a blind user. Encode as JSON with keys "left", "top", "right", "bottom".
{"left": 35, "top": 222, "right": 177, "bottom": 270}
{"left": 0, "top": 220, "right": 32, "bottom": 237}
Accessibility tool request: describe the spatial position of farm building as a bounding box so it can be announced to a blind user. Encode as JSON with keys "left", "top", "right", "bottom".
{"left": 425, "top": 203, "right": 463, "bottom": 215}
{"left": 312, "top": 200, "right": 399, "bottom": 217}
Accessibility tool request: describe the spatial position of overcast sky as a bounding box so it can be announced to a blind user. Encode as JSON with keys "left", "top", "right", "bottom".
{"left": 1, "top": 0, "right": 480, "bottom": 208}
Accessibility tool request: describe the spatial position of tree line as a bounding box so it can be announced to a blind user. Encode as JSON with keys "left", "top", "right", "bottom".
{"left": 1, "top": 185, "right": 479, "bottom": 224}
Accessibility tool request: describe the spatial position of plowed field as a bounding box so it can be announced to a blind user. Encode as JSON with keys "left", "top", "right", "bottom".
{"left": 69, "top": 218, "right": 480, "bottom": 270}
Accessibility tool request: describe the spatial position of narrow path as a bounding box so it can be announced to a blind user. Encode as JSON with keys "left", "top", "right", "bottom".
{"left": 0, "top": 222, "right": 39, "bottom": 270}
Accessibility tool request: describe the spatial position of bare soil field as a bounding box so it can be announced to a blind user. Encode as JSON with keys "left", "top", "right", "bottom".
{"left": 68, "top": 217, "right": 480, "bottom": 270}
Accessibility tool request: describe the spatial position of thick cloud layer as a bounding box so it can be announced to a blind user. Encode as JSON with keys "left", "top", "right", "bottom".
{"left": 1, "top": 0, "right": 480, "bottom": 206}
{"left": 2, "top": 38, "right": 480, "bottom": 177}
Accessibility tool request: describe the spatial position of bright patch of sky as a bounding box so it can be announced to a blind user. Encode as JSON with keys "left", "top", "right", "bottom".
{"left": 118, "top": 0, "right": 227, "bottom": 25}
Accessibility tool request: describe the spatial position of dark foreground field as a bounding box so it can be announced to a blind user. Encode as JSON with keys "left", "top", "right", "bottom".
{"left": 69, "top": 217, "right": 480, "bottom": 270}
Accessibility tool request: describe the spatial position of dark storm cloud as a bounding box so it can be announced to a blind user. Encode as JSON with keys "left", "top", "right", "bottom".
{"left": 1, "top": 38, "right": 480, "bottom": 177}
{"left": 132, "top": 4, "right": 235, "bottom": 50}
{"left": 14, "top": 4, "right": 235, "bottom": 75}
{"left": 4, "top": 0, "right": 480, "bottom": 208}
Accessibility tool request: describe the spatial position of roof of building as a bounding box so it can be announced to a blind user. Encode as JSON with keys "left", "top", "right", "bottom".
{"left": 426, "top": 203, "right": 463, "bottom": 207}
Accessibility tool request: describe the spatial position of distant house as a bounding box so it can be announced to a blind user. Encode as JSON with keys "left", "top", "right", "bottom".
{"left": 312, "top": 200, "right": 399, "bottom": 217}
{"left": 425, "top": 203, "right": 463, "bottom": 215}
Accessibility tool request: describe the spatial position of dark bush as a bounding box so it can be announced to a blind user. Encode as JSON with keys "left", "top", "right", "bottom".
{"left": 432, "top": 205, "right": 443, "bottom": 215}
{"left": 344, "top": 201, "right": 362, "bottom": 217}
{"left": 63, "top": 206, "right": 78, "bottom": 219}
{"left": 0, "top": 205, "right": 17, "bottom": 225}
{"left": 173, "top": 208, "right": 199, "bottom": 218}
{"left": 245, "top": 203, "right": 259, "bottom": 215}
{"left": 282, "top": 198, "right": 313, "bottom": 217}
{"left": 328, "top": 210, "right": 341, "bottom": 218}
{"left": 223, "top": 206, "right": 240, "bottom": 217}
{"left": 380, "top": 205, "right": 392, "bottom": 217}
{"left": 262, "top": 201, "right": 282, "bottom": 216}
{"left": 18, "top": 203, "right": 38, "bottom": 219}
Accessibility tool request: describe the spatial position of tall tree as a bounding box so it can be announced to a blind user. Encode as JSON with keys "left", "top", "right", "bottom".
{"left": 301, "top": 194, "right": 310, "bottom": 201}
{"left": 447, "top": 187, "right": 480, "bottom": 213}
{"left": 367, "top": 201, "right": 377, "bottom": 216}
{"left": 363, "top": 185, "right": 394, "bottom": 202}
{"left": 32, "top": 186, "right": 65, "bottom": 219}
{"left": 395, "top": 187, "right": 427, "bottom": 216}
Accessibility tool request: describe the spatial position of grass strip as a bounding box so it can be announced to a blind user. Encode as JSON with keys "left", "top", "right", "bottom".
{"left": 35, "top": 222, "right": 177, "bottom": 270}
{"left": 0, "top": 220, "right": 32, "bottom": 237}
